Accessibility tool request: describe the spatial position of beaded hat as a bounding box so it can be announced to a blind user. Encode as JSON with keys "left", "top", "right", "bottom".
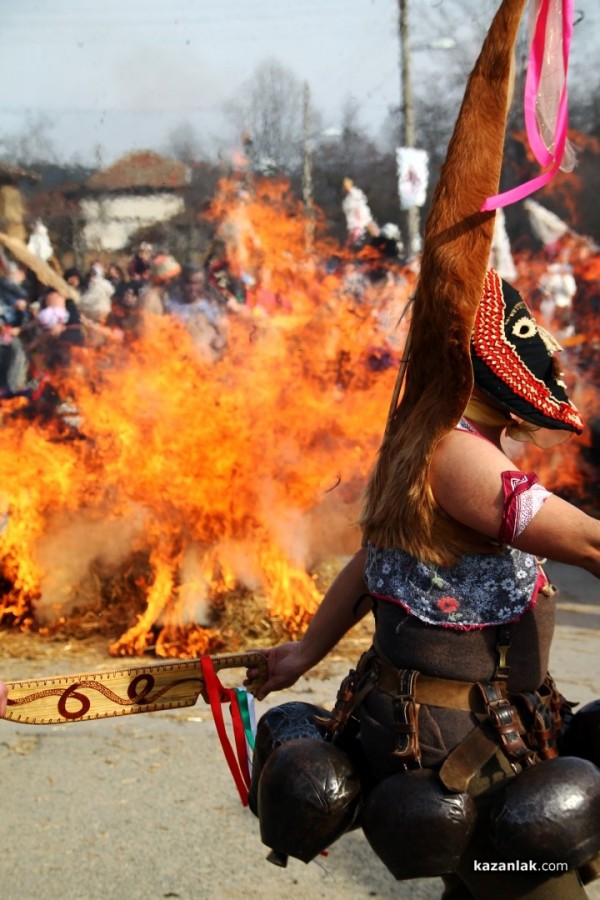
{"left": 471, "top": 269, "right": 583, "bottom": 433}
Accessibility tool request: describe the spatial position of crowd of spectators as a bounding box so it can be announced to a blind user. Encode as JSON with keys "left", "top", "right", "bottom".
{"left": 0, "top": 242, "right": 250, "bottom": 405}
{"left": 0, "top": 222, "right": 415, "bottom": 411}
{"left": 10, "top": 212, "right": 593, "bottom": 433}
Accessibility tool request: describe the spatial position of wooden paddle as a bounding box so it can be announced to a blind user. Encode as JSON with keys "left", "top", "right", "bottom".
{"left": 2, "top": 651, "right": 267, "bottom": 725}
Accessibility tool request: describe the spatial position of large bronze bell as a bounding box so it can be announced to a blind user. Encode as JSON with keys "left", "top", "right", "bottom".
{"left": 248, "top": 701, "right": 330, "bottom": 815}
{"left": 361, "top": 769, "right": 478, "bottom": 879}
{"left": 489, "top": 756, "right": 600, "bottom": 870}
{"left": 257, "top": 737, "right": 361, "bottom": 864}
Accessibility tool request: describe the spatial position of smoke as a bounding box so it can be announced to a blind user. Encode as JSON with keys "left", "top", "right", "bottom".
{"left": 32, "top": 506, "right": 148, "bottom": 625}
{"left": 169, "top": 542, "right": 221, "bottom": 627}
{"left": 306, "top": 490, "right": 362, "bottom": 566}
{"left": 257, "top": 473, "right": 362, "bottom": 574}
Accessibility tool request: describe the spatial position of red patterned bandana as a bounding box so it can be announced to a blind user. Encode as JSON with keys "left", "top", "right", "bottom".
{"left": 471, "top": 269, "right": 583, "bottom": 433}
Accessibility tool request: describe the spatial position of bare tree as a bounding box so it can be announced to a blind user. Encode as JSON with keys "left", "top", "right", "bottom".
{"left": 0, "top": 112, "right": 58, "bottom": 166}
{"left": 223, "top": 59, "right": 306, "bottom": 173}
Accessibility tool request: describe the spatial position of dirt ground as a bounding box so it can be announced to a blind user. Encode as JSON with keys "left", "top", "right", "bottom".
{"left": 0, "top": 565, "right": 599, "bottom": 900}
{"left": 0, "top": 621, "right": 438, "bottom": 900}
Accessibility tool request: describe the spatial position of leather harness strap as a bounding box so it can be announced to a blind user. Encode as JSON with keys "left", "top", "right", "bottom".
{"left": 439, "top": 721, "right": 512, "bottom": 793}
{"left": 364, "top": 639, "right": 539, "bottom": 779}
{"left": 371, "top": 657, "right": 487, "bottom": 713}
{"left": 476, "top": 680, "right": 536, "bottom": 766}
{"left": 367, "top": 646, "right": 534, "bottom": 772}
{"left": 390, "top": 668, "right": 422, "bottom": 766}
{"left": 494, "top": 623, "right": 512, "bottom": 682}
{"left": 327, "top": 636, "right": 568, "bottom": 791}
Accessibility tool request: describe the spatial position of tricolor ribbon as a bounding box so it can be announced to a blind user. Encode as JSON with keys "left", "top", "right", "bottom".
{"left": 482, "top": 0, "right": 574, "bottom": 211}
{"left": 200, "top": 656, "right": 257, "bottom": 806}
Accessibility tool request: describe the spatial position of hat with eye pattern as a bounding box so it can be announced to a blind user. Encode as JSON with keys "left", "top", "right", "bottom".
{"left": 470, "top": 269, "right": 583, "bottom": 433}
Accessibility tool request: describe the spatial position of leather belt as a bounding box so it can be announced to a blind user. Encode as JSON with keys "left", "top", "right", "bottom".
{"left": 367, "top": 654, "right": 488, "bottom": 715}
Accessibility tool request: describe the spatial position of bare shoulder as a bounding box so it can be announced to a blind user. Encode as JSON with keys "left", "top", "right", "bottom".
{"left": 429, "top": 429, "right": 512, "bottom": 536}
{"left": 431, "top": 429, "right": 513, "bottom": 481}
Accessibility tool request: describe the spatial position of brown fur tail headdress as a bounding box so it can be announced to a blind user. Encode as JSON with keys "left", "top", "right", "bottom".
{"left": 361, "top": 0, "right": 528, "bottom": 563}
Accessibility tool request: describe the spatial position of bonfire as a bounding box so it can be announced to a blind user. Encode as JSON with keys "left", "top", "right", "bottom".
{"left": 0, "top": 177, "right": 597, "bottom": 657}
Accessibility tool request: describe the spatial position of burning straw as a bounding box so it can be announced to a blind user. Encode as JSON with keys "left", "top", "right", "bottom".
{"left": 0, "top": 178, "right": 405, "bottom": 656}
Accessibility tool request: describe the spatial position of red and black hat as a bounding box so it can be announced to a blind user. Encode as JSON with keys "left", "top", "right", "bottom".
{"left": 471, "top": 269, "right": 583, "bottom": 433}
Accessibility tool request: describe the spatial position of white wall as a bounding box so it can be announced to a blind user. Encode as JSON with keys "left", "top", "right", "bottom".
{"left": 80, "top": 192, "right": 185, "bottom": 251}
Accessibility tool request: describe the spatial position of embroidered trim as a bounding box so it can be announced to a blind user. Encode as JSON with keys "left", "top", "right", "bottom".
{"left": 472, "top": 270, "right": 582, "bottom": 431}
{"left": 499, "top": 471, "right": 552, "bottom": 544}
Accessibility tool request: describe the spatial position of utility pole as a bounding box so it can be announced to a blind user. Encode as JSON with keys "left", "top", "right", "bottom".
{"left": 302, "top": 82, "right": 315, "bottom": 253}
{"left": 398, "top": 0, "right": 420, "bottom": 257}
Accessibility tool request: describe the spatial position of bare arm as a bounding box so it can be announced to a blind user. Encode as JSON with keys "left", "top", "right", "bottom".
{"left": 509, "top": 494, "right": 600, "bottom": 578}
{"left": 430, "top": 430, "right": 600, "bottom": 578}
{"left": 249, "top": 548, "right": 371, "bottom": 699}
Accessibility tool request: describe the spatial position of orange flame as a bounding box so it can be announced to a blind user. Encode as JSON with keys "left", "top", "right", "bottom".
{"left": 1, "top": 177, "right": 597, "bottom": 657}
{"left": 0, "top": 178, "right": 410, "bottom": 656}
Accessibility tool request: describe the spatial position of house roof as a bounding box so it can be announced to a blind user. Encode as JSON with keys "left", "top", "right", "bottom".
{"left": 84, "top": 151, "right": 189, "bottom": 192}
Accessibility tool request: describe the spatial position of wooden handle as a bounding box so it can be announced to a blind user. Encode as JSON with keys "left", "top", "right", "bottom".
{"left": 210, "top": 650, "right": 268, "bottom": 696}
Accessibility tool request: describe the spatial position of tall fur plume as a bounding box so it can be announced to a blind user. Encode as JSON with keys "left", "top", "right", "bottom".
{"left": 361, "top": 0, "right": 528, "bottom": 563}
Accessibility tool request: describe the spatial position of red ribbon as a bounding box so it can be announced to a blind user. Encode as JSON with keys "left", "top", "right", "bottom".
{"left": 200, "top": 656, "right": 251, "bottom": 807}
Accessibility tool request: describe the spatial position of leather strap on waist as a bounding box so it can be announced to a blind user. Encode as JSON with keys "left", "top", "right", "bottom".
{"left": 366, "top": 651, "right": 487, "bottom": 714}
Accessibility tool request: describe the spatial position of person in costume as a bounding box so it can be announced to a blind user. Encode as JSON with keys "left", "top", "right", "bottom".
{"left": 247, "top": 270, "right": 600, "bottom": 898}
{"left": 246, "top": 1, "right": 600, "bottom": 897}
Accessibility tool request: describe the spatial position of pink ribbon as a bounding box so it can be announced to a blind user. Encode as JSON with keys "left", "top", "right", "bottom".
{"left": 482, "top": 0, "right": 574, "bottom": 211}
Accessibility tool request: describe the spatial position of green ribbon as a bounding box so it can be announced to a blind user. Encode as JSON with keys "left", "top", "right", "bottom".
{"left": 234, "top": 687, "right": 256, "bottom": 752}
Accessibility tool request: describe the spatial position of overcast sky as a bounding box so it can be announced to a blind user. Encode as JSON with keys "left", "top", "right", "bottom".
{"left": 0, "top": 0, "right": 597, "bottom": 167}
